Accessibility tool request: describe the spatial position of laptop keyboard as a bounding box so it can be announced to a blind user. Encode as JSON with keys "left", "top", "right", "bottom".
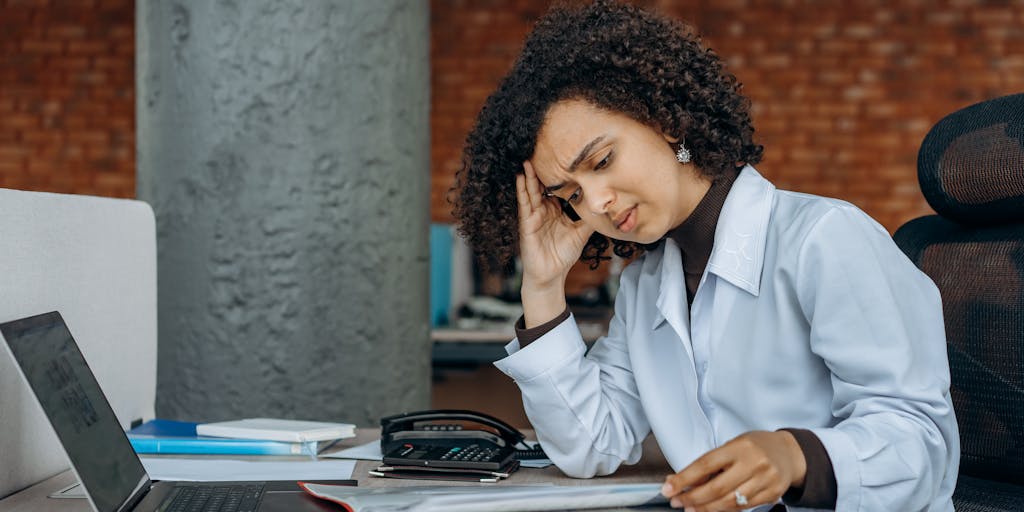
{"left": 163, "top": 484, "right": 265, "bottom": 512}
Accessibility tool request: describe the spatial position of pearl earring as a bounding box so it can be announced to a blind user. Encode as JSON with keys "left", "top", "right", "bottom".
{"left": 676, "top": 143, "right": 691, "bottom": 164}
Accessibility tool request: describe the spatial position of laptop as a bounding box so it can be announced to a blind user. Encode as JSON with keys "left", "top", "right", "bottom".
{"left": 0, "top": 311, "right": 348, "bottom": 512}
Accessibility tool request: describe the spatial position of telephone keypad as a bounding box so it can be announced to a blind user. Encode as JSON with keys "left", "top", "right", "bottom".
{"left": 436, "top": 444, "right": 500, "bottom": 462}
{"left": 384, "top": 441, "right": 514, "bottom": 470}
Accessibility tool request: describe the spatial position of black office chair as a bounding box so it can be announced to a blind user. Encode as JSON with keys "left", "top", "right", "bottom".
{"left": 893, "top": 93, "right": 1024, "bottom": 511}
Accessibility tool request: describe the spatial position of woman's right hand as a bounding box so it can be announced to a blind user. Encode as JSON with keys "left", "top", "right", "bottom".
{"left": 516, "top": 161, "right": 595, "bottom": 326}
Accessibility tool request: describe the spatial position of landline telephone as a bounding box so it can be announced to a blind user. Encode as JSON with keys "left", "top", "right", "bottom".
{"left": 377, "top": 409, "right": 547, "bottom": 481}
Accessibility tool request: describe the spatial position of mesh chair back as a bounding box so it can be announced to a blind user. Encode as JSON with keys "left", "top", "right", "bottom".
{"left": 917, "top": 93, "right": 1024, "bottom": 224}
{"left": 894, "top": 93, "right": 1024, "bottom": 485}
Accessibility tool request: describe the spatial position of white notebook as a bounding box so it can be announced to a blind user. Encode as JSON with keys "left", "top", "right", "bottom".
{"left": 196, "top": 418, "right": 356, "bottom": 443}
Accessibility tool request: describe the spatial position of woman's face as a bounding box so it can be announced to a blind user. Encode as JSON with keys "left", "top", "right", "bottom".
{"left": 529, "top": 99, "right": 712, "bottom": 244}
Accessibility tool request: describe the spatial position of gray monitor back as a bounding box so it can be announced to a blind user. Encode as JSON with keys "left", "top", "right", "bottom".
{"left": 0, "top": 188, "right": 157, "bottom": 499}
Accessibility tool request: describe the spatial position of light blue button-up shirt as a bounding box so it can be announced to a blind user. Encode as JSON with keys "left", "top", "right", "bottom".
{"left": 495, "top": 166, "right": 959, "bottom": 511}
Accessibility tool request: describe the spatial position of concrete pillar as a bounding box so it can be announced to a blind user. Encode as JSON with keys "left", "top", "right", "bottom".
{"left": 136, "top": 0, "right": 430, "bottom": 425}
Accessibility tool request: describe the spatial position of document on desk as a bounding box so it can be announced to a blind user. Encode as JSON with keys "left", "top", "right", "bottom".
{"left": 140, "top": 457, "right": 355, "bottom": 482}
{"left": 321, "top": 439, "right": 383, "bottom": 460}
{"left": 300, "top": 482, "right": 668, "bottom": 511}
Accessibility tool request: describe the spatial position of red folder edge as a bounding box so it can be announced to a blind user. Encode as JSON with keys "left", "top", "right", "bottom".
{"left": 297, "top": 481, "right": 356, "bottom": 512}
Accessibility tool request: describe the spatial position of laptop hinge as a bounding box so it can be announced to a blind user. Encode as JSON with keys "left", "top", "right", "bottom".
{"left": 117, "top": 477, "right": 152, "bottom": 512}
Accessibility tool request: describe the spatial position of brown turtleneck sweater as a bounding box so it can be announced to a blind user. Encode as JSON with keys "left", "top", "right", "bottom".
{"left": 669, "top": 168, "right": 736, "bottom": 305}
{"left": 513, "top": 169, "right": 838, "bottom": 509}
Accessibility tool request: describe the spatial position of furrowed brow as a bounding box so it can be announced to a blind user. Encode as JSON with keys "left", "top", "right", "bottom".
{"left": 543, "top": 135, "right": 606, "bottom": 195}
{"left": 568, "top": 135, "right": 606, "bottom": 174}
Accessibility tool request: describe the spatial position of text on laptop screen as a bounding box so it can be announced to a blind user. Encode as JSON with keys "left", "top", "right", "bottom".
{"left": 0, "top": 312, "right": 147, "bottom": 512}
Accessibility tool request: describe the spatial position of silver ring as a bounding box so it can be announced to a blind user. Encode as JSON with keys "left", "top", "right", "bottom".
{"left": 734, "top": 490, "right": 749, "bottom": 507}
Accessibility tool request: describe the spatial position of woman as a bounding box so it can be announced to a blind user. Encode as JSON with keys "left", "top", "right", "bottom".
{"left": 451, "top": 1, "right": 959, "bottom": 511}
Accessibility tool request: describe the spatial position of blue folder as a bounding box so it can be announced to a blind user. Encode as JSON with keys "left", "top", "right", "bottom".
{"left": 127, "top": 419, "right": 319, "bottom": 456}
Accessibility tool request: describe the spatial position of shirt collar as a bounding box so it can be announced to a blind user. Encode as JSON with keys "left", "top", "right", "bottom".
{"left": 652, "top": 165, "right": 774, "bottom": 330}
{"left": 705, "top": 165, "right": 775, "bottom": 297}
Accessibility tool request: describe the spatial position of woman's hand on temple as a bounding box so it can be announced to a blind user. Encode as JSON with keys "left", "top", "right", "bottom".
{"left": 516, "top": 160, "right": 595, "bottom": 328}
{"left": 516, "top": 160, "right": 595, "bottom": 290}
{"left": 660, "top": 430, "right": 806, "bottom": 511}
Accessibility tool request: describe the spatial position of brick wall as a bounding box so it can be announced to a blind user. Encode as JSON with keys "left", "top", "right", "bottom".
{"left": 0, "top": 0, "right": 134, "bottom": 197}
{"left": 430, "top": 0, "right": 1024, "bottom": 235}
{"left": 4, "top": 1, "right": 1022, "bottom": 257}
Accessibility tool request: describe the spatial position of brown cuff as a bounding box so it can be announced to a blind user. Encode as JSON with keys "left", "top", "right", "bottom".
{"left": 779, "top": 428, "right": 838, "bottom": 509}
{"left": 514, "top": 307, "right": 571, "bottom": 347}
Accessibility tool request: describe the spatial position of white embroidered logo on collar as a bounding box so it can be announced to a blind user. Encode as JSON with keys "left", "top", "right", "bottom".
{"left": 720, "top": 231, "right": 754, "bottom": 273}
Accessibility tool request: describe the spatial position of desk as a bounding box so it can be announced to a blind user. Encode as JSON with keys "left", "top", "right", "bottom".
{"left": 0, "top": 429, "right": 674, "bottom": 511}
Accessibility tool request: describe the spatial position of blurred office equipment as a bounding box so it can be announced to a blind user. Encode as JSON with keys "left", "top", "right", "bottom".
{"left": 430, "top": 223, "right": 474, "bottom": 328}
{"left": 894, "top": 93, "right": 1024, "bottom": 511}
{"left": 430, "top": 224, "right": 613, "bottom": 367}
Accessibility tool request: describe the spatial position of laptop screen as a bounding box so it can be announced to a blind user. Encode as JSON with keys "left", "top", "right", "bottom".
{"left": 0, "top": 312, "right": 148, "bottom": 512}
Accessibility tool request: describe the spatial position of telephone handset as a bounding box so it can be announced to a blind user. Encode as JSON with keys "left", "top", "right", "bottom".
{"left": 557, "top": 197, "right": 582, "bottom": 222}
{"left": 380, "top": 409, "right": 546, "bottom": 473}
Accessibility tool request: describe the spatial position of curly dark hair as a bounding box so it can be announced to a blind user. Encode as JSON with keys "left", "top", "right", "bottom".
{"left": 452, "top": 0, "right": 763, "bottom": 271}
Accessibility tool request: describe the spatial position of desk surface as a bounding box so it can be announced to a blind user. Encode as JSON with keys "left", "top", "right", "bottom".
{"left": 0, "top": 429, "right": 673, "bottom": 511}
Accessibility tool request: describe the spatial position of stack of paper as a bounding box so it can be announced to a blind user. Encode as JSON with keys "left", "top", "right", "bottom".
{"left": 299, "top": 482, "right": 668, "bottom": 512}
{"left": 197, "top": 418, "right": 356, "bottom": 443}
